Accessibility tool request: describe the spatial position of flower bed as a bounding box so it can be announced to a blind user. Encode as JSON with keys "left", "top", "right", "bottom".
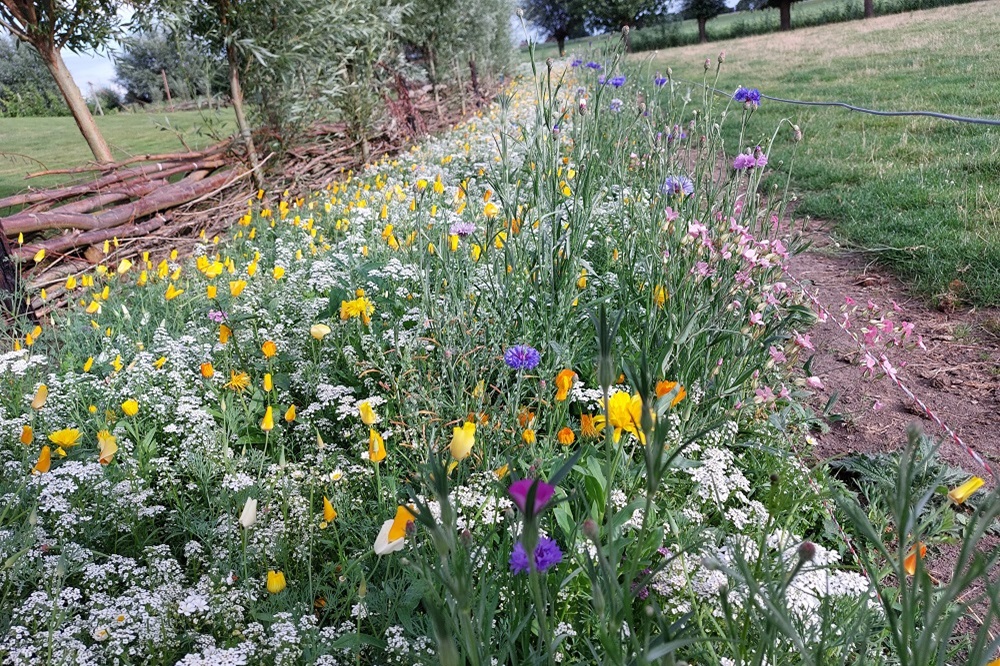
{"left": 1, "top": 48, "right": 992, "bottom": 665}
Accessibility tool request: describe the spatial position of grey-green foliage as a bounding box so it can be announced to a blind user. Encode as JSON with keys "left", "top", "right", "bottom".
{"left": 405, "top": 0, "right": 514, "bottom": 88}
{"left": 0, "top": 35, "right": 67, "bottom": 117}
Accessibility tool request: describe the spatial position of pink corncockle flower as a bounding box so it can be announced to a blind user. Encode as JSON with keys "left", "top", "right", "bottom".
{"left": 509, "top": 479, "right": 555, "bottom": 515}
{"left": 777, "top": 385, "right": 790, "bottom": 399}
{"left": 771, "top": 239, "right": 788, "bottom": 259}
{"left": 735, "top": 270, "right": 753, "bottom": 287}
{"left": 741, "top": 247, "right": 759, "bottom": 263}
{"left": 881, "top": 319, "right": 895, "bottom": 334}
{"left": 891, "top": 300, "right": 903, "bottom": 313}
{"left": 772, "top": 281, "right": 788, "bottom": 294}
{"left": 720, "top": 243, "right": 733, "bottom": 259}
{"left": 694, "top": 262, "right": 715, "bottom": 278}
{"left": 765, "top": 293, "right": 780, "bottom": 307}
{"left": 755, "top": 386, "right": 775, "bottom": 403}
{"left": 688, "top": 221, "right": 709, "bottom": 241}
{"left": 806, "top": 376, "right": 824, "bottom": 390}
{"left": 731, "top": 300, "right": 743, "bottom": 310}
{"left": 862, "top": 327, "right": 880, "bottom": 347}
{"left": 734, "top": 400, "right": 743, "bottom": 409}
{"left": 841, "top": 313, "right": 851, "bottom": 330}
{"left": 793, "top": 331, "right": 815, "bottom": 351}
{"left": 863, "top": 352, "right": 878, "bottom": 374}
{"left": 867, "top": 299, "right": 879, "bottom": 312}
{"left": 880, "top": 355, "right": 899, "bottom": 381}
{"left": 769, "top": 346, "right": 787, "bottom": 364}
{"left": 816, "top": 311, "right": 829, "bottom": 323}
{"left": 734, "top": 200, "right": 744, "bottom": 216}
{"left": 873, "top": 400, "right": 883, "bottom": 412}
{"left": 752, "top": 369, "right": 760, "bottom": 380}
{"left": 749, "top": 312, "right": 764, "bottom": 326}
{"left": 844, "top": 296, "right": 856, "bottom": 306}
{"left": 900, "top": 321, "right": 915, "bottom": 341}
{"left": 917, "top": 334, "right": 927, "bottom": 351}
{"left": 664, "top": 206, "right": 679, "bottom": 222}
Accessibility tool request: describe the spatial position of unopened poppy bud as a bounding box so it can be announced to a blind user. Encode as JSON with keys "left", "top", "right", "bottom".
{"left": 516, "top": 7, "right": 524, "bottom": 17}
{"left": 769, "top": 473, "right": 779, "bottom": 484}
{"left": 460, "top": 529, "right": 472, "bottom": 547}
{"left": 622, "top": 25, "right": 630, "bottom": 36}
{"left": 798, "top": 541, "right": 816, "bottom": 562}
{"left": 718, "top": 51, "right": 726, "bottom": 63}
{"left": 546, "top": 57, "right": 553, "bottom": 71}
{"left": 704, "top": 58, "right": 711, "bottom": 71}
{"left": 792, "top": 124, "right": 803, "bottom": 142}
{"left": 666, "top": 67, "right": 673, "bottom": 77}
{"left": 582, "top": 518, "right": 599, "bottom": 542}
{"left": 405, "top": 520, "right": 416, "bottom": 537}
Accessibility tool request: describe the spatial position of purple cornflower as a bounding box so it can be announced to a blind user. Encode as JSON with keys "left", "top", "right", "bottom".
{"left": 508, "top": 479, "right": 555, "bottom": 514}
{"left": 585, "top": 61, "right": 602, "bottom": 70}
{"left": 570, "top": 57, "right": 583, "bottom": 68}
{"left": 653, "top": 72, "right": 668, "bottom": 87}
{"left": 610, "top": 75, "right": 626, "bottom": 88}
{"left": 509, "top": 537, "right": 563, "bottom": 574}
{"left": 207, "top": 310, "right": 228, "bottom": 323}
{"left": 597, "top": 74, "right": 607, "bottom": 85}
{"left": 734, "top": 86, "right": 761, "bottom": 108}
{"left": 504, "top": 344, "right": 540, "bottom": 371}
{"left": 660, "top": 175, "right": 694, "bottom": 198}
{"left": 449, "top": 221, "right": 476, "bottom": 237}
{"left": 609, "top": 98, "right": 623, "bottom": 112}
{"left": 733, "top": 153, "right": 756, "bottom": 170}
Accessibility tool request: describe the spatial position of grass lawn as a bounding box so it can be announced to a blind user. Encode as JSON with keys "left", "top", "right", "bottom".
{"left": 0, "top": 109, "right": 235, "bottom": 203}
{"left": 632, "top": 1, "right": 1000, "bottom": 305}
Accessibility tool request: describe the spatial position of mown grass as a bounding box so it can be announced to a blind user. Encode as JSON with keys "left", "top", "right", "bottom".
{"left": 634, "top": 1, "right": 1000, "bottom": 305}
{"left": 0, "top": 109, "right": 235, "bottom": 203}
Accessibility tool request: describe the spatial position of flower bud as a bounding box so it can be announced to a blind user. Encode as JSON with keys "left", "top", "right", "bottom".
{"left": 718, "top": 51, "right": 726, "bottom": 63}
{"left": 546, "top": 57, "right": 553, "bottom": 71}
{"left": 516, "top": 7, "right": 524, "bottom": 17}
{"left": 460, "top": 529, "right": 472, "bottom": 547}
{"left": 582, "top": 518, "right": 600, "bottom": 542}
{"left": 704, "top": 58, "right": 711, "bottom": 71}
{"left": 798, "top": 541, "right": 816, "bottom": 563}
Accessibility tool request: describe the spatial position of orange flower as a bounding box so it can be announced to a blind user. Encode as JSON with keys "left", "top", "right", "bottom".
{"left": 557, "top": 427, "right": 575, "bottom": 446}
{"left": 517, "top": 408, "right": 535, "bottom": 428}
{"left": 555, "top": 369, "right": 576, "bottom": 402}
{"left": 200, "top": 362, "right": 215, "bottom": 378}
{"left": 655, "top": 380, "right": 687, "bottom": 407}
{"left": 219, "top": 324, "right": 232, "bottom": 344}
{"left": 903, "top": 542, "right": 927, "bottom": 576}
{"left": 261, "top": 340, "right": 277, "bottom": 358}
{"left": 97, "top": 430, "right": 117, "bottom": 465}
{"left": 522, "top": 428, "right": 536, "bottom": 444}
{"left": 580, "top": 414, "right": 599, "bottom": 439}
{"left": 31, "top": 384, "right": 48, "bottom": 410}
{"left": 33, "top": 445, "right": 51, "bottom": 474}
{"left": 20, "top": 425, "right": 33, "bottom": 445}
{"left": 261, "top": 406, "right": 274, "bottom": 432}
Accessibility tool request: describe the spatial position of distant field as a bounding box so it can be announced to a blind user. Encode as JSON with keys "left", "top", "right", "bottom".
{"left": 524, "top": 0, "right": 890, "bottom": 60}
{"left": 633, "top": 1, "right": 1000, "bottom": 305}
{"left": 0, "top": 109, "right": 235, "bottom": 202}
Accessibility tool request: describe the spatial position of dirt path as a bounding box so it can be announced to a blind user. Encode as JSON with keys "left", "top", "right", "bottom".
{"left": 785, "top": 221, "right": 1000, "bottom": 478}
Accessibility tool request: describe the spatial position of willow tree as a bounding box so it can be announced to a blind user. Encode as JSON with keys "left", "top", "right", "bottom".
{"left": 0, "top": 0, "right": 124, "bottom": 163}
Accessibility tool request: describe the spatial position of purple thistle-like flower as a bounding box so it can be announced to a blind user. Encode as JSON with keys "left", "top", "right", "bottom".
{"left": 610, "top": 75, "right": 626, "bottom": 88}
{"left": 734, "top": 86, "right": 761, "bottom": 108}
{"left": 733, "top": 154, "right": 756, "bottom": 170}
{"left": 653, "top": 72, "right": 668, "bottom": 87}
{"left": 449, "top": 221, "right": 476, "bottom": 237}
{"left": 208, "top": 310, "right": 228, "bottom": 323}
{"left": 508, "top": 479, "right": 555, "bottom": 514}
{"left": 609, "top": 98, "right": 624, "bottom": 112}
{"left": 585, "top": 61, "right": 602, "bottom": 70}
{"left": 756, "top": 154, "right": 768, "bottom": 168}
{"left": 510, "top": 537, "right": 563, "bottom": 575}
{"left": 660, "top": 175, "right": 694, "bottom": 198}
{"left": 504, "top": 345, "right": 540, "bottom": 371}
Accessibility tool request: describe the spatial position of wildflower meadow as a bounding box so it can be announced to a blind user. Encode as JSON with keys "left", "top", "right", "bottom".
{"left": 2, "top": 35, "right": 999, "bottom": 666}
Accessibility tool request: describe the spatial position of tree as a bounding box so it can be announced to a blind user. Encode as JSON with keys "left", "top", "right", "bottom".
{"left": 586, "top": 0, "right": 668, "bottom": 33}
{"left": 761, "top": 0, "right": 802, "bottom": 30}
{"left": 864, "top": 0, "right": 874, "bottom": 18}
{"left": 115, "top": 28, "right": 224, "bottom": 105}
{"left": 682, "top": 0, "right": 728, "bottom": 43}
{"left": 0, "top": 35, "right": 67, "bottom": 117}
{"left": 0, "top": 1, "right": 125, "bottom": 163}
{"left": 524, "top": 0, "right": 587, "bottom": 57}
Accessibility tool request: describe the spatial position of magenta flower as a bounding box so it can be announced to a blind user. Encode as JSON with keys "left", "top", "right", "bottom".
{"left": 508, "top": 479, "right": 555, "bottom": 515}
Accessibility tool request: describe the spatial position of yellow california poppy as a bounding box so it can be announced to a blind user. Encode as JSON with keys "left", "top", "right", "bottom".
{"left": 450, "top": 422, "right": 476, "bottom": 460}
{"left": 267, "top": 570, "right": 286, "bottom": 594}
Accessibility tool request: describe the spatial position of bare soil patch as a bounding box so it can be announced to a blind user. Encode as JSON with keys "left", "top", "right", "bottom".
{"left": 786, "top": 220, "right": 1000, "bottom": 477}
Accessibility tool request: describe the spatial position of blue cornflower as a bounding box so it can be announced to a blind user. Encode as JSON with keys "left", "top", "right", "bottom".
{"left": 653, "top": 73, "right": 668, "bottom": 87}
{"left": 585, "top": 61, "right": 602, "bottom": 70}
{"left": 449, "top": 221, "right": 476, "bottom": 237}
{"left": 734, "top": 86, "right": 761, "bottom": 108}
{"left": 610, "top": 75, "right": 626, "bottom": 88}
{"left": 510, "top": 537, "right": 563, "bottom": 575}
{"left": 504, "top": 345, "right": 541, "bottom": 371}
{"left": 609, "top": 98, "right": 624, "bottom": 112}
{"left": 661, "top": 175, "right": 694, "bottom": 198}
{"left": 570, "top": 57, "right": 583, "bottom": 67}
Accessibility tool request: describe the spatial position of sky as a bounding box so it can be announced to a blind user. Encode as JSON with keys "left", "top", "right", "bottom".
{"left": 64, "top": 50, "right": 121, "bottom": 92}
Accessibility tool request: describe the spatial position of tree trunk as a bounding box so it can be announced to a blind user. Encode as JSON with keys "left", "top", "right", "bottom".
{"left": 864, "top": 0, "right": 874, "bottom": 17}
{"left": 557, "top": 35, "right": 566, "bottom": 57}
{"left": 40, "top": 47, "right": 113, "bottom": 164}
{"left": 468, "top": 56, "right": 481, "bottom": 105}
{"left": 779, "top": 1, "right": 792, "bottom": 30}
{"left": 698, "top": 17, "right": 708, "bottom": 43}
{"left": 226, "top": 44, "right": 264, "bottom": 190}
{"left": 427, "top": 47, "right": 443, "bottom": 121}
